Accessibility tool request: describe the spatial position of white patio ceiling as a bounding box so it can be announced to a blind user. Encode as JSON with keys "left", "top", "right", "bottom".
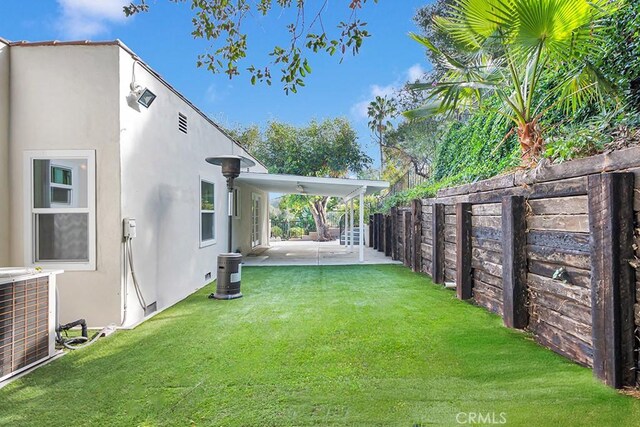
{"left": 236, "top": 172, "right": 389, "bottom": 199}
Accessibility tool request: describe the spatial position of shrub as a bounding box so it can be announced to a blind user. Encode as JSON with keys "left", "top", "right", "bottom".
{"left": 289, "top": 227, "right": 305, "bottom": 239}
{"left": 271, "top": 225, "right": 283, "bottom": 238}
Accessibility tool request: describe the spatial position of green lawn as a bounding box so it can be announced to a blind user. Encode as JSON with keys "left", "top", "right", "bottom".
{"left": 1, "top": 265, "right": 639, "bottom": 426}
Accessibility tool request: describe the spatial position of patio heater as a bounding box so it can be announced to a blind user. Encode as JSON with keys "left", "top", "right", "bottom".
{"left": 205, "top": 155, "right": 255, "bottom": 300}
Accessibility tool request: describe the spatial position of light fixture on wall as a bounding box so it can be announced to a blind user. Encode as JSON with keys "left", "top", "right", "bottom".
{"left": 130, "top": 83, "right": 156, "bottom": 108}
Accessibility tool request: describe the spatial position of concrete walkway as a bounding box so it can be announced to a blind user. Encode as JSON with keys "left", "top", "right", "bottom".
{"left": 243, "top": 240, "right": 400, "bottom": 266}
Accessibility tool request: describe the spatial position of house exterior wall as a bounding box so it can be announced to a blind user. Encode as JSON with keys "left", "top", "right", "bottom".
{"left": 232, "top": 182, "right": 270, "bottom": 254}
{"left": 118, "top": 49, "right": 268, "bottom": 325}
{"left": 0, "top": 40, "right": 10, "bottom": 266}
{"left": 8, "top": 45, "right": 122, "bottom": 326}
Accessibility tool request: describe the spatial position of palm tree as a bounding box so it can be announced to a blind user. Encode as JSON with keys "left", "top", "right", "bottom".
{"left": 367, "top": 95, "right": 397, "bottom": 173}
{"left": 405, "top": 0, "right": 620, "bottom": 163}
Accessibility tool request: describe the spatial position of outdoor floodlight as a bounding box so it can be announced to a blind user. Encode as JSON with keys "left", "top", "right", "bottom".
{"left": 130, "top": 83, "right": 156, "bottom": 108}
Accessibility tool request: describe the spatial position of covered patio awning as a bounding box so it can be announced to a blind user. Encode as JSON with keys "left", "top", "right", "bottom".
{"left": 236, "top": 172, "right": 389, "bottom": 263}
{"left": 235, "top": 172, "right": 389, "bottom": 201}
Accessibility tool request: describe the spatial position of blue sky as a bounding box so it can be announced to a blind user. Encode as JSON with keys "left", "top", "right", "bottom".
{"left": 1, "top": 0, "right": 433, "bottom": 166}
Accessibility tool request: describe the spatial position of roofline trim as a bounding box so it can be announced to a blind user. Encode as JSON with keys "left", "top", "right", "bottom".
{"left": 7, "top": 38, "right": 267, "bottom": 170}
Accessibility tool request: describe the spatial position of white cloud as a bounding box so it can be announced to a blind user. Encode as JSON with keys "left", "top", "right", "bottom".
{"left": 407, "top": 64, "right": 426, "bottom": 83}
{"left": 56, "top": 0, "right": 130, "bottom": 39}
{"left": 350, "top": 63, "right": 427, "bottom": 121}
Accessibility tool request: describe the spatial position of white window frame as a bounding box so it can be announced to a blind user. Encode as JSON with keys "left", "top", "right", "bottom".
{"left": 23, "top": 150, "right": 96, "bottom": 271}
{"left": 233, "top": 187, "right": 241, "bottom": 219}
{"left": 251, "top": 192, "right": 261, "bottom": 248}
{"left": 199, "top": 177, "right": 216, "bottom": 248}
{"left": 49, "top": 164, "right": 74, "bottom": 206}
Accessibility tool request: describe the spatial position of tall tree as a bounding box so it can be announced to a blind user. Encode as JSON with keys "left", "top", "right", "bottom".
{"left": 234, "top": 118, "right": 371, "bottom": 241}
{"left": 405, "top": 0, "right": 620, "bottom": 163}
{"left": 124, "top": 0, "right": 378, "bottom": 94}
{"left": 367, "top": 95, "right": 397, "bottom": 173}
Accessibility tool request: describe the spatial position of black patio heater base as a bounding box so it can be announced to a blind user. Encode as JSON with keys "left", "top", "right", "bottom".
{"left": 209, "top": 292, "right": 243, "bottom": 300}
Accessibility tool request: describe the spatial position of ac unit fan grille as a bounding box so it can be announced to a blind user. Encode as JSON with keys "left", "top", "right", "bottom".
{"left": 0, "top": 277, "right": 49, "bottom": 378}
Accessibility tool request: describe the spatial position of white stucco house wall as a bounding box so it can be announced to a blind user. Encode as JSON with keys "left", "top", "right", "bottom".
{"left": 0, "top": 38, "right": 270, "bottom": 328}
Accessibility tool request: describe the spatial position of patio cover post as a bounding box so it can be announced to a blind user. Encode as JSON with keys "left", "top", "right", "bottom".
{"left": 350, "top": 198, "right": 355, "bottom": 251}
{"left": 359, "top": 187, "right": 365, "bottom": 262}
{"left": 344, "top": 198, "right": 349, "bottom": 248}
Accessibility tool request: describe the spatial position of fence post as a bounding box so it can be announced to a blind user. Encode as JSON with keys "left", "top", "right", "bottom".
{"left": 378, "top": 213, "right": 385, "bottom": 253}
{"left": 390, "top": 207, "right": 398, "bottom": 260}
{"left": 588, "top": 172, "right": 636, "bottom": 388}
{"left": 386, "top": 215, "right": 393, "bottom": 257}
{"left": 412, "top": 199, "right": 422, "bottom": 273}
{"left": 501, "top": 196, "right": 528, "bottom": 329}
{"left": 456, "top": 203, "right": 472, "bottom": 300}
{"left": 369, "top": 215, "right": 374, "bottom": 248}
{"left": 432, "top": 203, "right": 445, "bottom": 284}
{"left": 404, "top": 211, "right": 411, "bottom": 267}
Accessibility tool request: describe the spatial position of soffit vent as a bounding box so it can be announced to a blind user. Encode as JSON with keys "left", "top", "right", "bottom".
{"left": 178, "top": 113, "right": 188, "bottom": 134}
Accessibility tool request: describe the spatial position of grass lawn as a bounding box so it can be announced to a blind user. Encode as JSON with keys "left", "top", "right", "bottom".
{"left": 1, "top": 265, "right": 639, "bottom": 426}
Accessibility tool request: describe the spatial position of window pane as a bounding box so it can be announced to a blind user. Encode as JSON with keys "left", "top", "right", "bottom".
{"left": 51, "top": 166, "right": 72, "bottom": 185}
{"left": 34, "top": 159, "right": 88, "bottom": 208}
{"left": 36, "top": 213, "right": 89, "bottom": 261}
{"left": 201, "top": 212, "right": 215, "bottom": 241}
{"left": 201, "top": 181, "right": 214, "bottom": 211}
{"left": 51, "top": 187, "right": 71, "bottom": 204}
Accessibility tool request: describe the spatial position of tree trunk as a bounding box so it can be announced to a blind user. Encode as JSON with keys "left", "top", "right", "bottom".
{"left": 309, "top": 196, "right": 333, "bottom": 242}
{"left": 517, "top": 120, "right": 544, "bottom": 164}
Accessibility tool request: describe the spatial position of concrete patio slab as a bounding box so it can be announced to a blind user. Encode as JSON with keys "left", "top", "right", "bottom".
{"left": 243, "top": 240, "right": 401, "bottom": 266}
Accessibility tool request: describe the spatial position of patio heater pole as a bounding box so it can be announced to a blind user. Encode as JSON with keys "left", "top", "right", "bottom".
{"left": 205, "top": 155, "right": 255, "bottom": 300}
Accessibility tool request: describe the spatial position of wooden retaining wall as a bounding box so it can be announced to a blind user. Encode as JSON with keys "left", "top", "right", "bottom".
{"left": 372, "top": 146, "right": 640, "bottom": 389}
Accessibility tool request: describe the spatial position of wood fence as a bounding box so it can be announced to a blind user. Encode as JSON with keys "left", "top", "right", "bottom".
{"left": 371, "top": 146, "right": 640, "bottom": 389}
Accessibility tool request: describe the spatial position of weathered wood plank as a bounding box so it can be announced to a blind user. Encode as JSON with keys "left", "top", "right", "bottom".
{"left": 472, "top": 226, "right": 502, "bottom": 241}
{"left": 588, "top": 172, "right": 636, "bottom": 388}
{"left": 502, "top": 195, "right": 529, "bottom": 329}
{"left": 527, "top": 245, "right": 591, "bottom": 270}
{"left": 474, "top": 269, "right": 503, "bottom": 288}
{"left": 472, "top": 203, "right": 502, "bottom": 216}
{"left": 402, "top": 211, "right": 410, "bottom": 264}
{"left": 432, "top": 204, "right": 445, "bottom": 285}
{"left": 422, "top": 204, "right": 433, "bottom": 214}
{"left": 531, "top": 305, "right": 592, "bottom": 345}
{"left": 456, "top": 203, "right": 473, "bottom": 301}
{"left": 472, "top": 259, "right": 503, "bottom": 278}
{"left": 445, "top": 267, "right": 456, "bottom": 283}
{"left": 472, "top": 237, "right": 503, "bottom": 253}
{"left": 465, "top": 176, "right": 588, "bottom": 204}
{"left": 474, "top": 279, "right": 503, "bottom": 301}
{"left": 445, "top": 205, "right": 456, "bottom": 215}
{"left": 515, "top": 146, "right": 640, "bottom": 186}
{"left": 526, "top": 230, "right": 590, "bottom": 253}
{"left": 471, "top": 247, "right": 503, "bottom": 265}
{"left": 472, "top": 215, "right": 502, "bottom": 228}
{"left": 527, "top": 214, "right": 589, "bottom": 233}
{"left": 445, "top": 214, "right": 456, "bottom": 225}
{"left": 444, "top": 226, "right": 457, "bottom": 244}
{"left": 528, "top": 196, "right": 588, "bottom": 215}
{"left": 474, "top": 292, "right": 504, "bottom": 316}
{"left": 529, "top": 318, "right": 593, "bottom": 367}
{"left": 437, "top": 173, "right": 515, "bottom": 197}
{"left": 527, "top": 260, "right": 590, "bottom": 288}
{"left": 527, "top": 273, "right": 591, "bottom": 307}
{"left": 529, "top": 289, "right": 591, "bottom": 325}
{"left": 444, "top": 243, "right": 457, "bottom": 264}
